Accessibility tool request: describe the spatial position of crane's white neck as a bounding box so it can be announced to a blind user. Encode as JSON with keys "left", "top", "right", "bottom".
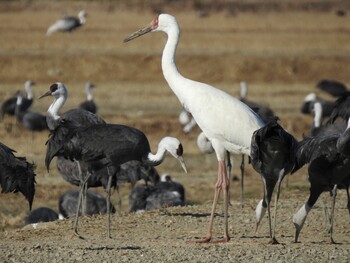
{"left": 347, "top": 117, "right": 350, "bottom": 130}
{"left": 146, "top": 138, "right": 169, "bottom": 166}
{"left": 161, "top": 25, "right": 187, "bottom": 104}
{"left": 313, "top": 102, "right": 322, "bottom": 128}
{"left": 47, "top": 94, "right": 66, "bottom": 129}
{"left": 24, "top": 82, "right": 33, "bottom": 99}
{"left": 16, "top": 94, "right": 23, "bottom": 106}
{"left": 85, "top": 84, "right": 93, "bottom": 101}
{"left": 79, "top": 12, "right": 86, "bottom": 25}
{"left": 240, "top": 81, "right": 248, "bottom": 99}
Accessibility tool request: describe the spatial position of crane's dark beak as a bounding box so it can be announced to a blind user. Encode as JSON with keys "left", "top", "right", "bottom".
{"left": 123, "top": 25, "right": 153, "bottom": 43}
{"left": 38, "top": 90, "right": 51, "bottom": 99}
{"left": 177, "top": 156, "right": 188, "bottom": 173}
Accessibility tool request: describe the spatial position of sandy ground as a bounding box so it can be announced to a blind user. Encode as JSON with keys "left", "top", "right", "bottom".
{"left": 0, "top": 1, "right": 349, "bottom": 262}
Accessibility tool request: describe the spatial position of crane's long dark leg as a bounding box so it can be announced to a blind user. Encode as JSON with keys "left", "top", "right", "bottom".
{"left": 72, "top": 161, "right": 86, "bottom": 239}
{"left": 105, "top": 165, "right": 117, "bottom": 239}
{"left": 191, "top": 160, "right": 230, "bottom": 243}
{"left": 270, "top": 171, "right": 285, "bottom": 244}
{"left": 226, "top": 151, "right": 233, "bottom": 206}
{"left": 329, "top": 184, "right": 338, "bottom": 244}
{"left": 115, "top": 184, "right": 122, "bottom": 215}
{"left": 240, "top": 155, "right": 245, "bottom": 208}
{"left": 346, "top": 185, "right": 350, "bottom": 216}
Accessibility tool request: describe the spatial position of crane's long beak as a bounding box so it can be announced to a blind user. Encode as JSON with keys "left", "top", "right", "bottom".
{"left": 177, "top": 156, "right": 188, "bottom": 174}
{"left": 38, "top": 90, "right": 51, "bottom": 99}
{"left": 123, "top": 25, "right": 153, "bottom": 43}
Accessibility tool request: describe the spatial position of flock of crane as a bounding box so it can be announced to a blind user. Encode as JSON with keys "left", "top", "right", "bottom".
{"left": 1, "top": 12, "right": 350, "bottom": 245}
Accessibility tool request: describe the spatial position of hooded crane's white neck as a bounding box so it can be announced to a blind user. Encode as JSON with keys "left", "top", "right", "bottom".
{"left": 85, "top": 83, "right": 93, "bottom": 101}
{"left": 240, "top": 81, "right": 248, "bottom": 100}
{"left": 47, "top": 87, "right": 67, "bottom": 130}
{"left": 78, "top": 11, "right": 86, "bottom": 25}
{"left": 313, "top": 102, "right": 322, "bottom": 128}
{"left": 24, "top": 81, "right": 33, "bottom": 100}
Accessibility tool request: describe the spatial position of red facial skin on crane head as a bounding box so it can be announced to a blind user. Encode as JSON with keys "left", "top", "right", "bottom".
{"left": 152, "top": 16, "right": 159, "bottom": 30}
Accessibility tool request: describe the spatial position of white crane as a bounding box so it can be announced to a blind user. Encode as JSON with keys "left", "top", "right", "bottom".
{"left": 124, "top": 14, "right": 265, "bottom": 243}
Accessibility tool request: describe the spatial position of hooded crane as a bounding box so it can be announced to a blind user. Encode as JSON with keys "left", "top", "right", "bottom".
{"left": 0, "top": 142, "right": 36, "bottom": 210}
{"left": 23, "top": 207, "right": 60, "bottom": 226}
{"left": 124, "top": 14, "right": 295, "bottom": 243}
{"left": 46, "top": 10, "right": 87, "bottom": 36}
{"left": 15, "top": 92, "right": 48, "bottom": 132}
{"left": 300, "top": 92, "right": 335, "bottom": 117}
{"left": 79, "top": 82, "right": 97, "bottom": 114}
{"left": 251, "top": 119, "right": 297, "bottom": 244}
{"left": 40, "top": 83, "right": 187, "bottom": 238}
{"left": 39, "top": 82, "right": 106, "bottom": 237}
{"left": 291, "top": 123, "right": 350, "bottom": 243}
{"left": 1, "top": 80, "right": 35, "bottom": 119}
{"left": 239, "top": 81, "right": 276, "bottom": 123}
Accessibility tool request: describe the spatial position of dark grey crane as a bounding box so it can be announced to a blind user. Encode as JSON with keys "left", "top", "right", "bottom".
{"left": 316, "top": 79, "right": 348, "bottom": 97}
{"left": 23, "top": 207, "right": 59, "bottom": 226}
{"left": 309, "top": 102, "right": 346, "bottom": 137}
{"left": 1, "top": 80, "right": 35, "bottom": 119}
{"left": 239, "top": 81, "right": 276, "bottom": 123}
{"left": 39, "top": 82, "right": 105, "bottom": 237}
{"left": 46, "top": 10, "right": 87, "bottom": 36}
{"left": 79, "top": 82, "right": 97, "bottom": 114}
{"left": 300, "top": 92, "right": 335, "bottom": 117}
{"left": 129, "top": 174, "right": 185, "bottom": 212}
{"left": 251, "top": 119, "right": 298, "bottom": 244}
{"left": 59, "top": 189, "right": 116, "bottom": 218}
{"left": 0, "top": 142, "right": 36, "bottom": 210}
{"left": 40, "top": 82, "right": 187, "bottom": 238}
{"left": 15, "top": 92, "right": 48, "bottom": 131}
{"left": 291, "top": 128, "right": 350, "bottom": 243}
{"left": 327, "top": 92, "right": 350, "bottom": 124}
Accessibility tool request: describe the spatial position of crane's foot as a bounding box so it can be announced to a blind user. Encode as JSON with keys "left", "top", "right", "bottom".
{"left": 187, "top": 235, "right": 212, "bottom": 243}
{"left": 268, "top": 237, "right": 280, "bottom": 245}
{"left": 211, "top": 236, "right": 230, "bottom": 243}
{"left": 329, "top": 238, "right": 337, "bottom": 244}
{"left": 71, "top": 230, "right": 85, "bottom": 240}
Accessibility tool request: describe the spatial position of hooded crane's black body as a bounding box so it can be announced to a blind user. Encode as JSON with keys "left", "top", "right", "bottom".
{"left": 0, "top": 142, "right": 36, "bottom": 210}
{"left": 317, "top": 79, "right": 349, "bottom": 97}
{"left": 59, "top": 189, "right": 116, "bottom": 218}
{"left": 328, "top": 92, "right": 350, "bottom": 124}
{"left": 292, "top": 134, "right": 350, "bottom": 243}
{"left": 250, "top": 119, "right": 297, "bottom": 243}
{"left": 79, "top": 100, "right": 97, "bottom": 114}
{"left": 23, "top": 207, "right": 59, "bottom": 226}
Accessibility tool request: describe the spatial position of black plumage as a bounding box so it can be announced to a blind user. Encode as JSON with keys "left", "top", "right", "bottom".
{"left": 59, "top": 189, "right": 115, "bottom": 218}
{"left": 128, "top": 176, "right": 186, "bottom": 213}
{"left": 1, "top": 80, "right": 34, "bottom": 119}
{"left": 292, "top": 134, "right": 350, "bottom": 243}
{"left": 251, "top": 119, "right": 297, "bottom": 244}
{"left": 0, "top": 142, "right": 36, "bottom": 210}
{"left": 15, "top": 92, "right": 48, "bottom": 131}
{"left": 239, "top": 82, "right": 275, "bottom": 123}
{"left": 317, "top": 79, "right": 348, "bottom": 97}
{"left": 328, "top": 92, "right": 350, "bottom": 124}
{"left": 23, "top": 207, "right": 59, "bottom": 226}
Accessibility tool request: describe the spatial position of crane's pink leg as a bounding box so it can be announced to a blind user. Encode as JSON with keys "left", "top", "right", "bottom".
{"left": 190, "top": 160, "right": 230, "bottom": 243}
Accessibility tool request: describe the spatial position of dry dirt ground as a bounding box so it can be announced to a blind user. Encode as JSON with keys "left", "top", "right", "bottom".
{"left": 0, "top": 1, "right": 350, "bottom": 262}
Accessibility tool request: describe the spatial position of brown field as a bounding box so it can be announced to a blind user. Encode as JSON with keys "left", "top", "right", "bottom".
{"left": 0, "top": 1, "right": 349, "bottom": 262}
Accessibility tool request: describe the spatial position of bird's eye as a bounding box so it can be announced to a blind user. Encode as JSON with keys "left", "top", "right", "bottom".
{"left": 177, "top": 144, "right": 183, "bottom": 156}
{"left": 50, "top": 83, "right": 58, "bottom": 92}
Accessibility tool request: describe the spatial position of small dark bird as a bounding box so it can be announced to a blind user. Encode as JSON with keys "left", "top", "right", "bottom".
{"left": 46, "top": 10, "right": 86, "bottom": 36}
{"left": 0, "top": 142, "right": 36, "bottom": 210}
{"left": 1, "top": 80, "right": 35, "bottom": 119}
{"left": 23, "top": 207, "right": 59, "bottom": 226}
{"left": 317, "top": 79, "right": 348, "bottom": 97}
{"left": 79, "top": 82, "right": 97, "bottom": 114}
{"left": 15, "top": 92, "right": 48, "bottom": 131}
{"left": 292, "top": 130, "right": 350, "bottom": 243}
{"left": 129, "top": 174, "right": 186, "bottom": 213}
{"left": 251, "top": 119, "right": 298, "bottom": 244}
{"left": 59, "top": 189, "right": 116, "bottom": 218}
{"left": 239, "top": 81, "right": 276, "bottom": 123}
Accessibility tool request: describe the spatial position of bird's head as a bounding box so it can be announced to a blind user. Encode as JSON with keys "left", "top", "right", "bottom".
{"left": 39, "top": 82, "right": 68, "bottom": 100}
{"left": 161, "top": 137, "right": 188, "bottom": 173}
{"left": 123, "top": 14, "right": 179, "bottom": 42}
